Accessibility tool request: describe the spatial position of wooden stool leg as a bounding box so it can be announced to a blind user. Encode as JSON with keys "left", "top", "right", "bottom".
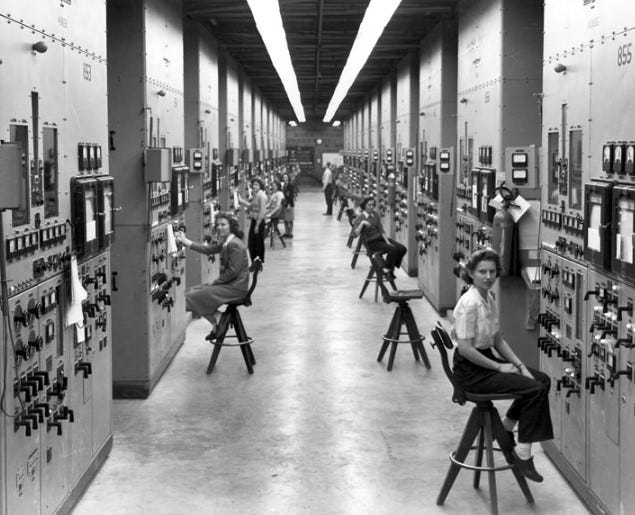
{"left": 347, "top": 231, "right": 355, "bottom": 248}
{"left": 483, "top": 411, "right": 499, "bottom": 515}
{"left": 351, "top": 238, "right": 363, "bottom": 269}
{"left": 410, "top": 340, "right": 420, "bottom": 361}
{"left": 275, "top": 223, "right": 286, "bottom": 248}
{"left": 239, "top": 345, "right": 254, "bottom": 374}
{"left": 233, "top": 311, "right": 255, "bottom": 374}
{"left": 206, "top": 344, "right": 222, "bottom": 374}
{"left": 490, "top": 410, "right": 534, "bottom": 504}
{"left": 403, "top": 305, "right": 430, "bottom": 369}
{"left": 437, "top": 408, "right": 483, "bottom": 505}
{"left": 359, "top": 267, "right": 374, "bottom": 299}
{"left": 378, "top": 307, "right": 401, "bottom": 363}
{"left": 386, "top": 308, "right": 403, "bottom": 371}
{"left": 246, "top": 344, "right": 256, "bottom": 365}
{"left": 473, "top": 430, "right": 485, "bottom": 489}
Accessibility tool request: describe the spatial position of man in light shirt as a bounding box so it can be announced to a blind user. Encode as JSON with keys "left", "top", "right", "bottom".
{"left": 322, "top": 162, "right": 333, "bottom": 215}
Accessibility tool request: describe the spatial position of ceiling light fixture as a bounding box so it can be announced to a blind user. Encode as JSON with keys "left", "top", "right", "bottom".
{"left": 288, "top": 120, "right": 297, "bottom": 127}
{"left": 332, "top": 120, "right": 341, "bottom": 127}
{"left": 246, "top": 0, "right": 306, "bottom": 122}
{"left": 322, "top": 0, "right": 402, "bottom": 123}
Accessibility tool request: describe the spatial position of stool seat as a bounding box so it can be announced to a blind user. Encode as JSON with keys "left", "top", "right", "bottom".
{"left": 465, "top": 393, "right": 520, "bottom": 403}
{"left": 387, "top": 289, "right": 424, "bottom": 302}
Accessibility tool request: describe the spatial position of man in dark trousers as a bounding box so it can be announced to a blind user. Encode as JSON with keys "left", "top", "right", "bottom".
{"left": 322, "top": 161, "right": 333, "bottom": 215}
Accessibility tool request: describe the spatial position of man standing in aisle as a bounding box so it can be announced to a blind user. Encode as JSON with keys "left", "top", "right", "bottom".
{"left": 322, "top": 161, "right": 334, "bottom": 215}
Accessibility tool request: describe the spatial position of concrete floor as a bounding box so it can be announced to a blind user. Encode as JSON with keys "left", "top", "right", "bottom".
{"left": 73, "top": 188, "right": 589, "bottom": 514}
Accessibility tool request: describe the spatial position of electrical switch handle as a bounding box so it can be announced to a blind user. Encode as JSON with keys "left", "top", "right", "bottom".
{"left": 32, "top": 370, "right": 50, "bottom": 385}
{"left": 584, "top": 289, "right": 600, "bottom": 301}
{"left": 29, "top": 407, "right": 45, "bottom": 423}
{"left": 97, "top": 293, "right": 112, "bottom": 305}
{"left": 15, "top": 345, "right": 33, "bottom": 361}
{"left": 63, "top": 407, "right": 75, "bottom": 423}
{"left": 16, "top": 420, "right": 32, "bottom": 437}
{"left": 28, "top": 335, "right": 43, "bottom": 351}
{"left": 47, "top": 420, "right": 62, "bottom": 436}
{"left": 565, "top": 387, "right": 580, "bottom": 398}
{"left": 617, "top": 305, "right": 633, "bottom": 321}
{"left": 74, "top": 362, "right": 92, "bottom": 378}
{"left": 34, "top": 403, "right": 51, "bottom": 417}
{"left": 600, "top": 329, "right": 618, "bottom": 339}
{"left": 23, "top": 380, "right": 39, "bottom": 396}
{"left": 28, "top": 303, "right": 42, "bottom": 319}
{"left": 47, "top": 387, "right": 64, "bottom": 400}
{"left": 112, "top": 271, "right": 119, "bottom": 291}
{"left": 28, "top": 373, "right": 45, "bottom": 390}
{"left": 616, "top": 337, "right": 634, "bottom": 348}
{"left": 24, "top": 414, "right": 38, "bottom": 430}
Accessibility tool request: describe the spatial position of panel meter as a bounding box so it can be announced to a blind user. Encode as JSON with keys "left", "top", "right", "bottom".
{"left": 405, "top": 149, "right": 415, "bottom": 167}
{"left": 439, "top": 149, "right": 451, "bottom": 173}
{"left": 96, "top": 176, "right": 115, "bottom": 249}
{"left": 611, "top": 185, "right": 634, "bottom": 279}
{"left": 505, "top": 146, "right": 538, "bottom": 188}
{"left": 186, "top": 148, "right": 204, "bottom": 173}
{"left": 71, "top": 177, "right": 99, "bottom": 258}
{"left": 583, "top": 179, "right": 615, "bottom": 270}
{"left": 385, "top": 148, "right": 393, "bottom": 165}
{"left": 373, "top": 150, "right": 379, "bottom": 162}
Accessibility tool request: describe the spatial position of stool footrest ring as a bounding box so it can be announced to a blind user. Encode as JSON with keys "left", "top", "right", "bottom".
{"left": 449, "top": 449, "right": 513, "bottom": 473}
{"left": 381, "top": 335, "right": 424, "bottom": 345}
{"left": 209, "top": 337, "right": 255, "bottom": 347}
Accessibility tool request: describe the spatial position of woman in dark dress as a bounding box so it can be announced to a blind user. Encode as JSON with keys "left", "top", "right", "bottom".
{"left": 175, "top": 213, "right": 249, "bottom": 340}
{"left": 452, "top": 248, "right": 553, "bottom": 482}
{"left": 238, "top": 178, "right": 268, "bottom": 263}
{"left": 353, "top": 196, "right": 406, "bottom": 279}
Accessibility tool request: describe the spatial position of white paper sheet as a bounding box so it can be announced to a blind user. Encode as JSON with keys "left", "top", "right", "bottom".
{"left": 65, "top": 256, "right": 88, "bottom": 327}
{"left": 233, "top": 190, "right": 239, "bottom": 210}
{"left": 166, "top": 224, "right": 178, "bottom": 254}
{"left": 587, "top": 227, "right": 601, "bottom": 252}
{"left": 209, "top": 201, "right": 215, "bottom": 227}
{"left": 86, "top": 220, "right": 97, "bottom": 242}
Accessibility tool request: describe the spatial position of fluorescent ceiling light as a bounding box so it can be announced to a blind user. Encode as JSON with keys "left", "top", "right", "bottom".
{"left": 322, "top": 0, "right": 402, "bottom": 123}
{"left": 247, "top": 0, "right": 306, "bottom": 122}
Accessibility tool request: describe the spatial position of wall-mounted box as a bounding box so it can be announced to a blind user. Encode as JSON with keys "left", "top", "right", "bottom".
{"left": 145, "top": 148, "right": 171, "bottom": 182}
{"left": 0, "top": 143, "right": 23, "bottom": 209}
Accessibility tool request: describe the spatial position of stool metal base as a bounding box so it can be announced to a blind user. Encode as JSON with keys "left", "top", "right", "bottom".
{"left": 377, "top": 302, "right": 430, "bottom": 371}
{"left": 437, "top": 403, "right": 534, "bottom": 515}
{"left": 206, "top": 305, "right": 256, "bottom": 375}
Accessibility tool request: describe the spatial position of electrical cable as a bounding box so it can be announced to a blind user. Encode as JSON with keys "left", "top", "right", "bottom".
{"left": 0, "top": 209, "right": 24, "bottom": 417}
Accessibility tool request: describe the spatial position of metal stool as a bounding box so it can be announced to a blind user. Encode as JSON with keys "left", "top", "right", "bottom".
{"left": 206, "top": 258, "right": 263, "bottom": 375}
{"left": 372, "top": 255, "right": 430, "bottom": 371}
{"left": 266, "top": 217, "right": 286, "bottom": 249}
{"left": 430, "top": 323, "right": 534, "bottom": 515}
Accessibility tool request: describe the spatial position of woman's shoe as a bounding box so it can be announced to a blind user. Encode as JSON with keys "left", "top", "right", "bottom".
{"left": 205, "top": 330, "right": 216, "bottom": 342}
{"left": 507, "top": 450, "right": 543, "bottom": 482}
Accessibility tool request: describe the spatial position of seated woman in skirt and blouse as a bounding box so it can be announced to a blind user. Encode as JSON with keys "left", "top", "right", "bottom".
{"left": 175, "top": 213, "right": 250, "bottom": 341}
{"left": 452, "top": 248, "right": 553, "bottom": 482}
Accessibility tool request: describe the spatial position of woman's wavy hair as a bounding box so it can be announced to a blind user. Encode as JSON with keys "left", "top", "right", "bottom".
{"left": 359, "top": 196, "right": 376, "bottom": 211}
{"left": 251, "top": 178, "right": 265, "bottom": 190}
{"left": 462, "top": 248, "right": 502, "bottom": 284}
{"left": 217, "top": 212, "right": 244, "bottom": 240}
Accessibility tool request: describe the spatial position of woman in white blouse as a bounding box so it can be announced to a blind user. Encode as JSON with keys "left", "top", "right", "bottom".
{"left": 452, "top": 249, "right": 553, "bottom": 483}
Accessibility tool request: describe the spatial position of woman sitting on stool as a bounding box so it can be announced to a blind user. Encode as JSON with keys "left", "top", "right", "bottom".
{"left": 452, "top": 248, "right": 553, "bottom": 482}
{"left": 175, "top": 213, "right": 249, "bottom": 341}
{"left": 353, "top": 196, "right": 406, "bottom": 279}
